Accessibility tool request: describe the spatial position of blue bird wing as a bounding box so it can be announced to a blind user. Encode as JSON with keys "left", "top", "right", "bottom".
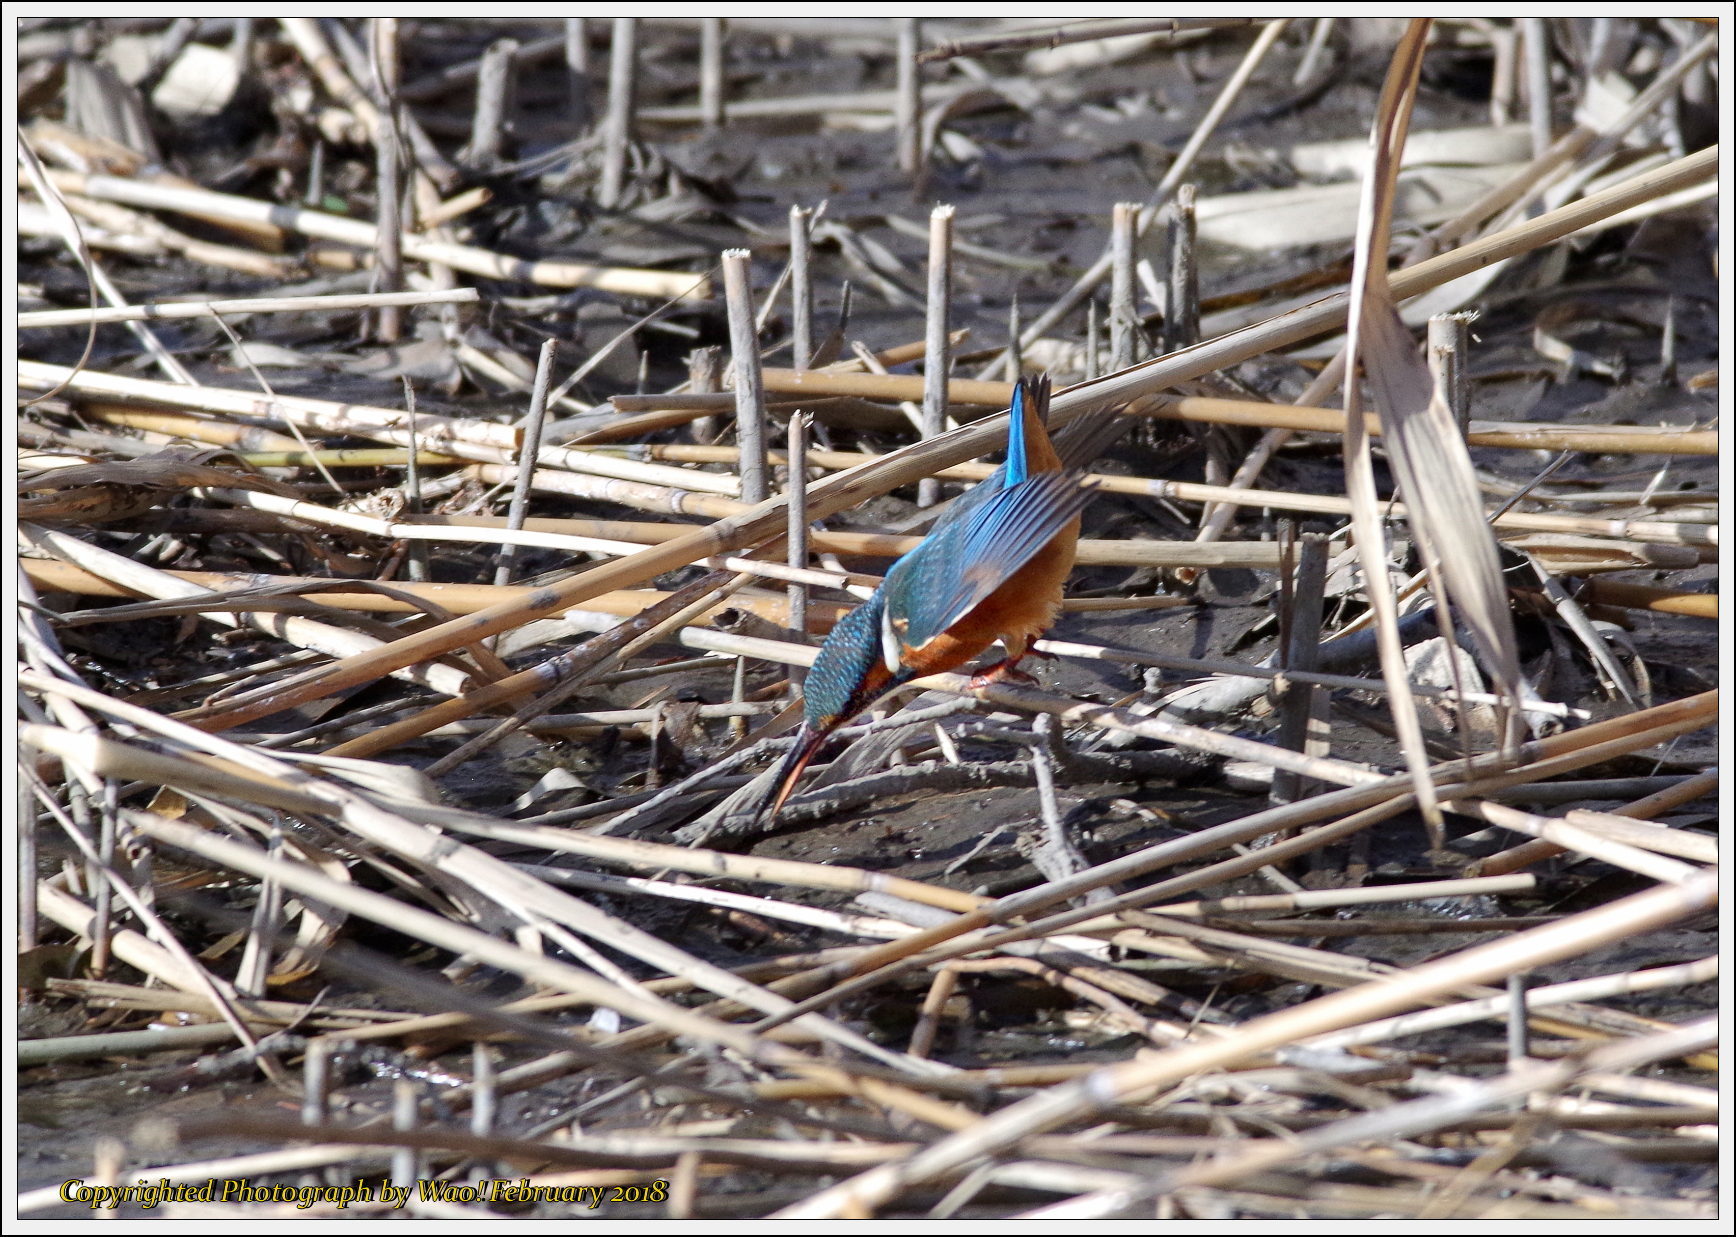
{"left": 881, "top": 469, "right": 1093, "bottom": 657}
{"left": 912, "top": 376, "right": 1054, "bottom": 540}
{"left": 923, "top": 459, "right": 1009, "bottom": 540}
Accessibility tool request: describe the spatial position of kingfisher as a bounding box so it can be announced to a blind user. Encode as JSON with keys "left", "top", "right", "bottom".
{"left": 760, "top": 374, "right": 1094, "bottom": 819}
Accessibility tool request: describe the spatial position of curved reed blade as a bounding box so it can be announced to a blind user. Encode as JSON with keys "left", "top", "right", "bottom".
{"left": 1341, "top": 19, "right": 1529, "bottom": 846}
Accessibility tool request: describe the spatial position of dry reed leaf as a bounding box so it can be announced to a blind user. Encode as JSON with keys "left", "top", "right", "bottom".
{"left": 1288, "top": 123, "right": 1533, "bottom": 177}
{"left": 1340, "top": 19, "right": 1527, "bottom": 841}
{"left": 1502, "top": 533, "right": 1699, "bottom": 575}
{"left": 19, "top": 447, "right": 299, "bottom": 520}
{"left": 1195, "top": 163, "right": 1527, "bottom": 251}
{"left": 258, "top": 834, "right": 353, "bottom": 985}
{"left": 1356, "top": 288, "right": 1526, "bottom": 740}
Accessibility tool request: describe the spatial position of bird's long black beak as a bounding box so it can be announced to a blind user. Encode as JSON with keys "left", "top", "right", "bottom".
{"left": 757, "top": 725, "right": 830, "bottom": 822}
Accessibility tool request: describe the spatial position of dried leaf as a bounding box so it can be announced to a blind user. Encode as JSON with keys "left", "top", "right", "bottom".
{"left": 1342, "top": 19, "right": 1530, "bottom": 844}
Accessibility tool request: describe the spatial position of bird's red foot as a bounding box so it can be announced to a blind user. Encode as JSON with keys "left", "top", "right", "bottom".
{"left": 968, "top": 659, "right": 1040, "bottom": 689}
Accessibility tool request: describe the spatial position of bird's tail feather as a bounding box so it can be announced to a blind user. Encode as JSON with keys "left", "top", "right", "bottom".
{"left": 1053, "top": 400, "right": 1133, "bottom": 471}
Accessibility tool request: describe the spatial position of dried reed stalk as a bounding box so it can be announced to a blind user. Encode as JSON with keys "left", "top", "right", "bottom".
{"left": 18, "top": 287, "right": 477, "bottom": 329}
{"left": 41, "top": 169, "right": 711, "bottom": 299}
